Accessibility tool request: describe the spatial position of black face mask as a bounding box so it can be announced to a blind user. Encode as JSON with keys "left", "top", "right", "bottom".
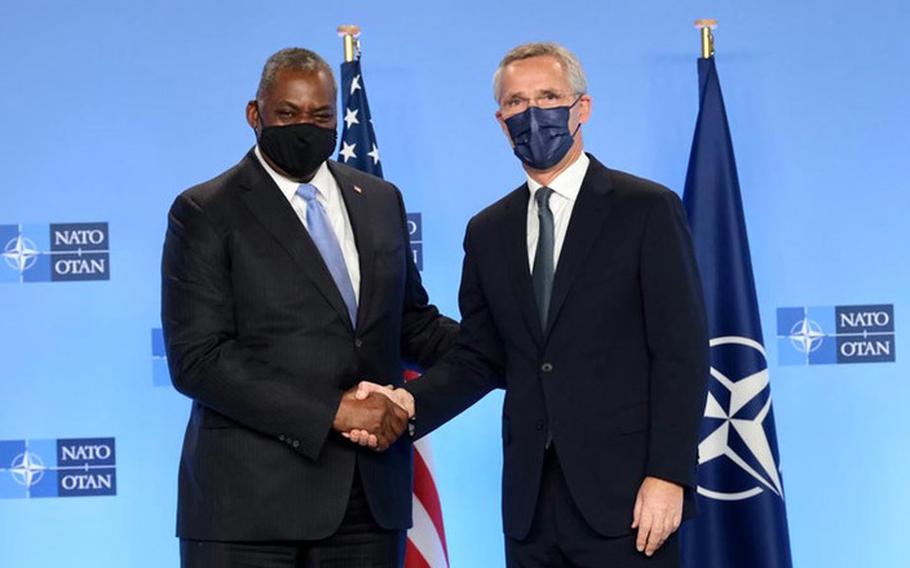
{"left": 258, "top": 118, "right": 337, "bottom": 180}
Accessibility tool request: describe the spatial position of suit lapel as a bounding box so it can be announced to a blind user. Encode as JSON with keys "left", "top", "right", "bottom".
{"left": 544, "top": 156, "right": 614, "bottom": 338}
{"left": 328, "top": 161, "right": 374, "bottom": 332}
{"left": 500, "top": 185, "right": 544, "bottom": 347}
{"left": 238, "top": 152, "right": 355, "bottom": 331}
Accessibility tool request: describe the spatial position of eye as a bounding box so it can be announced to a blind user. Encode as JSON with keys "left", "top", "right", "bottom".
{"left": 545, "top": 93, "right": 560, "bottom": 100}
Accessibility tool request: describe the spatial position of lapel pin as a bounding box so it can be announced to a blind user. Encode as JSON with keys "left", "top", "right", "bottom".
{"left": 353, "top": 185, "right": 363, "bottom": 194}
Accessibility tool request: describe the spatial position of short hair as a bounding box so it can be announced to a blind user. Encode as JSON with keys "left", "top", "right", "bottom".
{"left": 492, "top": 42, "right": 588, "bottom": 103}
{"left": 256, "top": 47, "right": 337, "bottom": 102}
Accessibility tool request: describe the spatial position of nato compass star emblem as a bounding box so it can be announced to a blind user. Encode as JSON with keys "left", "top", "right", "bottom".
{"left": 3, "top": 234, "right": 39, "bottom": 273}
{"left": 697, "top": 336, "right": 785, "bottom": 501}
{"left": 788, "top": 317, "right": 825, "bottom": 355}
{"left": 9, "top": 450, "right": 46, "bottom": 490}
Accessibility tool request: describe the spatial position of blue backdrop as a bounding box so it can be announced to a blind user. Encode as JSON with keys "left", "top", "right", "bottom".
{"left": 1, "top": 1, "right": 908, "bottom": 566}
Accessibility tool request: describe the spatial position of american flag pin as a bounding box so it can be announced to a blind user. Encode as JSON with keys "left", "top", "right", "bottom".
{"left": 353, "top": 185, "right": 363, "bottom": 194}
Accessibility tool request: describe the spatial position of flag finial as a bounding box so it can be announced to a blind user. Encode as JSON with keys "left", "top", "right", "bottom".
{"left": 694, "top": 19, "right": 718, "bottom": 59}
{"left": 337, "top": 25, "right": 361, "bottom": 63}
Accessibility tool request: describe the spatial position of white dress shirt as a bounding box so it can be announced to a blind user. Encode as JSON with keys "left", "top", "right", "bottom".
{"left": 526, "top": 153, "right": 591, "bottom": 270}
{"left": 255, "top": 146, "right": 361, "bottom": 303}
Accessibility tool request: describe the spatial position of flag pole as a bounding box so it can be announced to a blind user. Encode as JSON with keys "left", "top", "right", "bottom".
{"left": 694, "top": 19, "right": 717, "bottom": 59}
{"left": 337, "top": 24, "right": 361, "bottom": 63}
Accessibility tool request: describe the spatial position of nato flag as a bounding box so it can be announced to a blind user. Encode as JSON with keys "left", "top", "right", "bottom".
{"left": 679, "top": 56, "right": 793, "bottom": 568}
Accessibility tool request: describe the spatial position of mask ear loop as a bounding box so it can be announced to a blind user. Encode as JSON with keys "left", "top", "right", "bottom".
{"left": 568, "top": 93, "right": 584, "bottom": 137}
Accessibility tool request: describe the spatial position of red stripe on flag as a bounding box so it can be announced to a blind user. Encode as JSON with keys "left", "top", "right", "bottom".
{"left": 403, "top": 369, "right": 449, "bottom": 567}
{"left": 405, "top": 539, "right": 432, "bottom": 568}
{"left": 413, "top": 446, "right": 449, "bottom": 560}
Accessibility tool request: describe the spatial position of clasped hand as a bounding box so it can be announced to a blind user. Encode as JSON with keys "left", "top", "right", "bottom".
{"left": 332, "top": 382, "right": 414, "bottom": 451}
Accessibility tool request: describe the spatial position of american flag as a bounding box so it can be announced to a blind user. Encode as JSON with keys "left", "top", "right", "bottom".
{"left": 338, "top": 54, "right": 450, "bottom": 568}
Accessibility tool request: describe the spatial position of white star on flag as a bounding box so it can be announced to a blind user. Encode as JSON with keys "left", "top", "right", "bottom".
{"left": 344, "top": 107, "right": 360, "bottom": 129}
{"left": 339, "top": 141, "right": 357, "bottom": 163}
{"left": 367, "top": 144, "right": 381, "bottom": 165}
{"left": 350, "top": 74, "right": 362, "bottom": 95}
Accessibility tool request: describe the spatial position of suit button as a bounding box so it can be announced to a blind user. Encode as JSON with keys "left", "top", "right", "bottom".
{"left": 292, "top": 440, "right": 300, "bottom": 448}
{"left": 541, "top": 363, "right": 553, "bottom": 373}
{"left": 354, "top": 338, "right": 363, "bottom": 348}
{"left": 536, "top": 420, "right": 545, "bottom": 431}
{"left": 278, "top": 434, "right": 286, "bottom": 441}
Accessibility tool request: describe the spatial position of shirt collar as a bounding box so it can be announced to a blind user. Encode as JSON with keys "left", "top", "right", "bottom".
{"left": 254, "top": 145, "right": 333, "bottom": 202}
{"left": 526, "top": 152, "right": 590, "bottom": 203}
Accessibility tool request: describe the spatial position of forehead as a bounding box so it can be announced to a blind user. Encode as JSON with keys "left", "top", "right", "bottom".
{"left": 265, "top": 67, "right": 335, "bottom": 106}
{"left": 500, "top": 55, "right": 571, "bottom": 95}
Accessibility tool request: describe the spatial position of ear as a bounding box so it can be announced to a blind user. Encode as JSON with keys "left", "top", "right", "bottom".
{"left": 576, "top": 94, "right": 592, "bottom": 126}
{"left": 245, "top": 100, "right": 261, "bottom": 134}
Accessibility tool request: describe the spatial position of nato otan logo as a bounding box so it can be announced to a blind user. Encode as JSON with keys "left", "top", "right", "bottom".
{"left": 407, "top": 213, "right": 423, "bottom": 271}
{"left": 0, "top": 438, "right": 117, "bottom": 498}
{"left": 0, "top": 223, "right": 110, "bottom": 283}
{"left": 777, "top": 304, "right": 895, "bottom": 365}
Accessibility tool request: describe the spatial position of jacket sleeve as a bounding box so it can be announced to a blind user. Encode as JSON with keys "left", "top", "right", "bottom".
{"left": 404, "top": 218, "right": 506, "bottom": 438}
{"left": 161, "top": 193, "right": 343, "bottom": 461}
{"left": 640, "top": 189, "right": 710, "bottom": 488}
{"left": 393, "top": 187, "right": 460, "bottom": 369}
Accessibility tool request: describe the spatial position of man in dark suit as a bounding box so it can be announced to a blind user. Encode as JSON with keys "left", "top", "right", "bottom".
{"left": 350, "top": 42, "right": 709, "bottom": 567}
{"left": 161, "top": 47, "right": 457, "bottom": 567}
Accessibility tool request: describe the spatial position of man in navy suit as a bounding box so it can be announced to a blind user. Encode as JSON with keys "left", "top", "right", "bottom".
{"left": 350, "top": 42, "right": 709, "bottom": 567}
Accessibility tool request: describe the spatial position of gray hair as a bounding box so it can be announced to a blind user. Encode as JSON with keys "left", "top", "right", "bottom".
{"left": 492, "top": 42, "right": 588, "bottom": 102}
{"left": 256, "top": 47, "right": 337, "bottom": 102}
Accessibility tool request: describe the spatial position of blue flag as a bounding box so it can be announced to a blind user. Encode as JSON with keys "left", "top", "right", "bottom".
{"left": 680, "top": 57, "right": 793, "bottom": 568}
{"left": 338, "top": 57, "right": 383, "bottom": 177}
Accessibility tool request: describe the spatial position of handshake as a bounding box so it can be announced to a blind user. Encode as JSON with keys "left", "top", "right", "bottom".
{"left": 331, "top": 381, "right": 416, "bottom": 451}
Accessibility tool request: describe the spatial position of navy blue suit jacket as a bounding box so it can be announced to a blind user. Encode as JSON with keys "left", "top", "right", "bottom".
{"left": 405, "top": 154, "right": 709, "bottom": 539}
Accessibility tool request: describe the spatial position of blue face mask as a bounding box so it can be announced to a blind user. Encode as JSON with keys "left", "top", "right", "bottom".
{"left": 504, "top": 96, "right": 582, "bottom": 170}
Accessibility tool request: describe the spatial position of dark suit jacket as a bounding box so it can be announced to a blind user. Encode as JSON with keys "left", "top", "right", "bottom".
{"left": 161, "top": 149, "right": 457, "bottom": 541}
{"left": 405, "top": 154, "right": 709, "bottom": 540}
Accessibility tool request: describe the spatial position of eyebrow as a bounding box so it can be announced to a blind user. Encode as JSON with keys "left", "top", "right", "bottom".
{"left": 503, "top": 90, "right": 527, "bottom": 100}
{"left": 274, "top": 101, "right": 301, "bottom": 111}
{"left": 503, "top": 87, "right": 564, "bottom": 100}
{"left": 273, "top": 101, "right": 334, "bottom": 115}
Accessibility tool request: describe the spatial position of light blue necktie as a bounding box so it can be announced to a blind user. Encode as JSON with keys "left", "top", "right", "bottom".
{"left": 532, "top": 186, "right": 555, "bottom": 329}
{"left": 297, "top": 183, "right": 358, "bottom": 328}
